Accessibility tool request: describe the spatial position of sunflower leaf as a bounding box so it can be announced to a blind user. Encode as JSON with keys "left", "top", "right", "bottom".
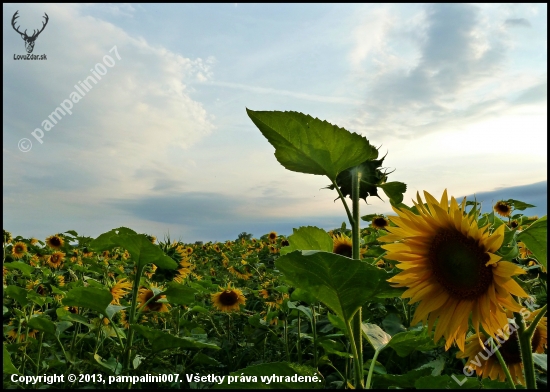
{"left": 3, "top": 345, "right": 20, "bottom": 375}
{"left": 131, "top": 325, "right": 219, "bottom": 353}
{"left": 379, "top": 182, "right": 407, "bottom": 205}
{"left": 89, "top": 227, "right": 177, "bottom": 271}
{"left": 517, "top": 215, "right": 547, "bottom": 269}
{"left": 276, "top": 251, "right": 387, "bottom": 323}
{"left": 280, "top": 226, "right": 333, "bottom": 256}
{"left": 246, "top": 109, "right": 377, "bottom": 181}
{"left": 62, "top": 286, "right": 113, "bottom": 316}
{"left": 505, "top": 199, "right": 536, "bottom": 211}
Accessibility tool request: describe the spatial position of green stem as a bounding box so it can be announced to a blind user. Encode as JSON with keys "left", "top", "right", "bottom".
{"left": 124, "top": 264, "right": 144, "bottom": 376}
{"left": 345, "top": 315, "right": 364, "bottom": 389}
{"left": 515, "top": 304, "right": 547, "bottom": 390}
{"left": 36, "top": 332, "right": 43, "bottom": 377}
{"left": 312, "top": 305, "right": 318, "bottom": 368}
{"left": 491, "top": 337, "right": 516, "bottom": 389}
{"left": 297, "top": 313, "right": 302, "bottom": 364}
{"left": 351, "top": 167, "right": 364, "bottom": 389}
{"left": 365, "top": 349, "right": 381, "bottom": 389}
{"left": 331, "top": 179, "right": 354, "bottom": 226}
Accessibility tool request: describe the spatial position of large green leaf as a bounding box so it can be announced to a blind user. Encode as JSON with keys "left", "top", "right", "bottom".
{"left": 372, "top": 368, "right": 432, "bottom": 389}
{"left": 163, "top": 282, "right": 197, "bottom": 305}
{"left": 131, "top": 325, "right": 219, "bottom": 353}
{"left": 213, "top": 362, "right": 324, "bottom": 389}
{"left": 362, "top": 323, "right": 391, "bottom": 352}
{"left": 517, "top": 215, "right": 547, "bottom": 269}
{"left": 5, "top": 285, "right": 29, "bottom": 307}
{"left": 4, "top": 262, "right": 34, "bottom": 277}
{"left": 387, "top": 329, "right": 443, "bottom": 357}
{"left": 27, "top": 317, "right": 56, "bottom": 336}
{"left": 3, "top": 345, "right": 19, "bottom": 375}
{"left": 276, "top": 251, "right": 387, "bottom": 322}
{"left": 62, "top": 287, "right": 113, "bottom": 316}
{"left": 246, "top": 109, "right": 378, "bottom": 181}
{"left": 89, "top": 227, "right": 177, "bottom": 271}
{"left": 280, "top": 226, "right": 333, "bottom": 256}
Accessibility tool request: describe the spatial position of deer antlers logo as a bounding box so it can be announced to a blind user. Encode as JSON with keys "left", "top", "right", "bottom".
{"left": 11, "top": 10, "right": 49, "bottom": 54}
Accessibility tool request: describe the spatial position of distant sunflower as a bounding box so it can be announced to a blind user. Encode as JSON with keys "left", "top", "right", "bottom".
{"left": 509, "top": 220, "right": 519, "bottom": 229}
{"left": 380, "top": 190, "right": 529, "bottom": 351}
{"left": 137, "top": 284, "right": 170, "bottom": 312}
{"left": 211, "top": 284, "right": 246, "bottom": 312}
{"left": 46, "top": 252, "right": 65, "bottom": 269}
{"left": 332, "top": 233, "right": 353, "bottom": 258}
{"left": 110, "top": 278, "right": 132, "bottom": 305}
{"left": 56, "top": 275, "right": 65, "bottom": 287}
{"left": 457, "top": 308, "right": 547, "bottom": 385}
{"left": 281, "top": 239, "right": 290, "bottom": 247}
{"left": 493, "top": 201, "right": 512, "bottom": 218}
{"left": 30, "top": 238, "right": 39, "bottom": 245}
{"left": 372, "top": 216, "right": 390, "bottom": 230}
{"left": 11, "top": 242, "right": 27, "bottom": 259}
{"left": 46, "top": 234, "right": 64, "bottom": 250}
{"left": 268, "top": 231, "right": 278, "bottom": 243}
{"left": 517, "top": 242, "right": 533, "bottom": 259}
{"left": 259, "top": 289, "right": 270, "bottom": 299}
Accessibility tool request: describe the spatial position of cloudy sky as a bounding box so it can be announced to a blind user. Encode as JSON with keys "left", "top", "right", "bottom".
{"left": 3, "top": 3, "right": 547, "bottom": 243}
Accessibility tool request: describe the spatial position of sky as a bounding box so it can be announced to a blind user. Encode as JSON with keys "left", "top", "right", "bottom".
{"left": 3, "top": 3, "right": 547, "bottom": 243}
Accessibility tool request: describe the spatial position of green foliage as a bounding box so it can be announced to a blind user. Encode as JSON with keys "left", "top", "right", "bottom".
{"left": 276, "top": 251, "right": 387, "bottom": 322}
{"left": 279, "top": 226, "right": 333, "bottom": 256}
{"left": 246, "top": 109, "right": 377, "bottom": 180}
{"left": 517, "top": 215, "right": 547, "bottom": 268}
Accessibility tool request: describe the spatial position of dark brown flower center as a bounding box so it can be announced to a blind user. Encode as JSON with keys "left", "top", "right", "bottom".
{"left": 333, "top": 242, "right": 352, "bottom": 258}
{"left": 429, "top": 229, "right": 493, "bottom": 300}
{"left": 491, "top": 327, "right": 541, "bottom": 365}
{"left": 495, "top": 202, "right": 511, "bottom": 215}
{"left": 219, "top": 290, "right": 239, "bottom": 306}
{"left": 50, "top": 237, "right": 62, "bottom": 247}
{"left": 143, "top": 290, "right": 164, "bottom": 311}
{"left": 281, "top": 239, "right": 290, "bottom": 247}
{"left": 15, "top": 245, "right": 25, "bottom": 253}
{"left": 373, "top": 217, "right": 388, "bottom": 228}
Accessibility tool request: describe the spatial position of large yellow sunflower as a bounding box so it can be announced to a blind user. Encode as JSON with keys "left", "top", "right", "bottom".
{"left": 380, "top": 190, "right": 529, "bottom": 351}
{"left": 11, "top": 242, "right": 28, "bottom": 259}
{"left": 137, "top": 284, "right": 170, "bottom": 312}
{"left": 457, "top": 308, "right": 547, "bottom": 385}
{"left": 110, "top": 278, "right": 132, "bottom": 305}
{"left": 211, "top": 284, "right": 246, "bottom": 312}
{"left": 45, "top": 234, "right": 64, "bottom": 250}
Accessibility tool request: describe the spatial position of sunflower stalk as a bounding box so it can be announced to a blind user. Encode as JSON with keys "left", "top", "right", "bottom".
{"left": 351, "top": 167, "right": 364, "bottom": 389}
{"left": 515, "top": 303, "right": 547, "bottom": 390}
{"left": 123, "top": 264, "right": 145, "bottom": 382}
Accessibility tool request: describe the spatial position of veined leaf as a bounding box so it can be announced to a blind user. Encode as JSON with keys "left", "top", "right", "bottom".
{"left": 247, "top": 109, "right": 378, "bottom": 181}
{"left": 89, "top": 227, "right": 177, "bottom": 271}
{"left": 62, "top": 287, "right": 113, "bottom": 316}
{"left": 517, "top": 215, "right": 547, "bottom": 269}
{"left": 276, "top": 250, "right": 387, "bottom": 322}
{"left": 131, "top": 325, "right": 219, "bottom": 353}
{"left": 280, "top": 226, "right": 333, "bottom": 256}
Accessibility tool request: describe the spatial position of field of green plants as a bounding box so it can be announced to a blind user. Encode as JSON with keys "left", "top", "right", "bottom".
{"left": 3, "top": 110, "right": 547, "bottom": 389}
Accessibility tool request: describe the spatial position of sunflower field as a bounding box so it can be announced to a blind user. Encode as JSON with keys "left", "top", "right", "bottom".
{"left": 3, "top": 110, "right": 547, "bottom": 389}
